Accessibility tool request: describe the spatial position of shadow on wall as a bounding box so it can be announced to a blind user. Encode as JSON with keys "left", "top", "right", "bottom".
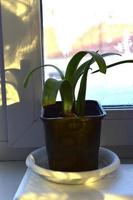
{"left": 0, "top": 0, "right": 40, "bottom": 105}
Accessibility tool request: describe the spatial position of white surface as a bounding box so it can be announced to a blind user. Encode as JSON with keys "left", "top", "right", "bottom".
{"left": 14, "top": 164, "right": 133, "bottom": 200}
{"left": 26, "top": 147, "right": 120, "bottom": 184}
{"left": 0, "top": 161, "right": 26, "bottom": 200}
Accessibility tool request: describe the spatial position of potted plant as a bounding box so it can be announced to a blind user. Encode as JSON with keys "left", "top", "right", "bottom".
{"left": 24, "top": 50, "right": 133, "bottom": 172}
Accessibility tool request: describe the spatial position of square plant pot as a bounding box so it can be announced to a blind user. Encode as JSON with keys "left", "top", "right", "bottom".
{"left": 41, "top": 100, "right": 106, "bottom": 172}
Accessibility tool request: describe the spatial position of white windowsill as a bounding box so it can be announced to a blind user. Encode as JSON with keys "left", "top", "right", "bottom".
{"left": 1, "top": 162, "right": 133, "bottom": 200}
{"left": 0, "top": 161, "right": 26, "bottom": 200}
{"left": 14, "top": 164, "right": 133, "bottom": 200}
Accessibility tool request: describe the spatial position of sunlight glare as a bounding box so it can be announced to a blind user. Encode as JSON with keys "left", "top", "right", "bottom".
{"left": 6, "top": 84, "right": 20, "bottom": 105}
{"left": 104, "top": 193, "right": 130, "bottom": 200}
{"left": 21, "top": 192, "right": 68, "bottom": 200}
{"left": 16, "top": 2, "right": 27, "bottom": 17}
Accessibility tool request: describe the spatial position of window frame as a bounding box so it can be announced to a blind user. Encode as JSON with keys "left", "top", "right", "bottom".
{"left": 101, "top": 107, "right": 133, "bottom": 160}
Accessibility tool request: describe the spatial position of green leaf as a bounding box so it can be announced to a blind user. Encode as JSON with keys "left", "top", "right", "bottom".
{"left": 76, "top": 60, "right": 92, "bottom": 116}
{"left": 92, "top": 59, "right": 133, "bottom": 74}
{"left": 73, "top": 52, "right": 118, "bottom": 90}
{"left": 106, "top": 59, "right": 133, "bottom": 69}
{"left": 73, "top": 58, "right": 93, "bottom": 87}
{"left": 101, "top": 52, "right": 121, "bottom": 57}
{"left": 76, "top": 72, "right": 87, "bottom": 116}
{"left": 65, "top": 51, "right": 109, "bottom": 88}
{"left": 60, "top": 80, "right": 74, "bottom": 114}
{"left": 75, "top": 52, "right": 121, "bottom": 115}
{"left": 23, "top": 64, "right": 64, "bottom": 88}
{"left": 65, "top": 51, "right": 88, "bottom": 83}
{"left": 73, "top": 52, "right": 119, "bottom": 85}
{"left": 87, "top": 51, "right": 107, "bottom": 73}
{"left": 42, "top": 78, "right": 74, "bottom": 114}
{"left": 42, "top": 78, "right": 62, "bottom": 106}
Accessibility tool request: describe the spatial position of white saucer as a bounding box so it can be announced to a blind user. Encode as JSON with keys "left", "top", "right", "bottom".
{"left": 26, "top": 147, "right": 120, "bottom": 184}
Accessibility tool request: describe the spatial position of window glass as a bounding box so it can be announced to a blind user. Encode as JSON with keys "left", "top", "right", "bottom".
{"left": 42, "top": 0, "right": 133, "bottom": 105}
{"left": 1, "top": 0, "right": 38, "bottom": 106}
{"left": 0, "top": 0, "right": 44, "bottom": 147}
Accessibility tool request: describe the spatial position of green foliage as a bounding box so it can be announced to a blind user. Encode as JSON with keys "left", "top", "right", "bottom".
{"left": 24, "top": 50, "right": 133, "bottom": 116}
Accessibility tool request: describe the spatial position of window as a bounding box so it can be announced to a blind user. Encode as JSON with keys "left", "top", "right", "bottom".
{"left": 0, "top": 0, "right": 133, "bottom": 160}
{"left": 42, "top": 0, "right": 133, "bottom": 159}
{"left": 0, "top": 0, "right": 44, "bottom": 160}
{"left": 42, "top": 0, "right": 133, "bottom": 106}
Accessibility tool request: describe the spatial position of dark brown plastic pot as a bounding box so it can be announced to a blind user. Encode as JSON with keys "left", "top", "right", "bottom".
{"left": 41, "top": 100, "right": 106, "bottom": 172}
